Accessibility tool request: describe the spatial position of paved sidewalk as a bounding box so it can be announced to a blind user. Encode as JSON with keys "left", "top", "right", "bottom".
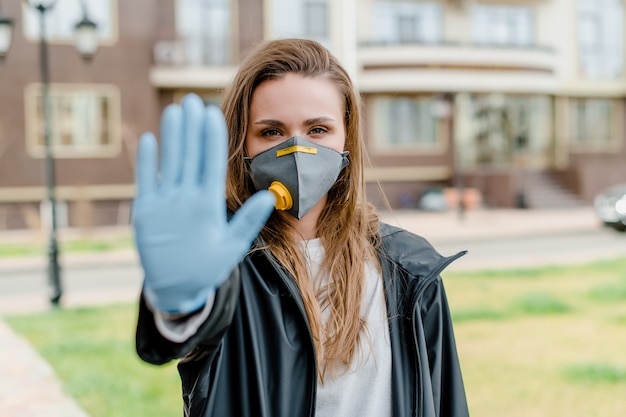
{"left": 382, "top": 206, "right": 626, "bottom": 271}
{"left": 379, "top": 206, "right": 601, "bottom": 244}
{"left": 0, "top": 205, "right": 622, "bottom": 417}
{"left": 0, "top": 320, "right": 90, "bottom": 417}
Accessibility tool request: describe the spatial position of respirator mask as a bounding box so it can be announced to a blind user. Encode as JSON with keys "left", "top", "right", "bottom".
{"left": 246, "top": 136, "right": 349, "bottom": 219}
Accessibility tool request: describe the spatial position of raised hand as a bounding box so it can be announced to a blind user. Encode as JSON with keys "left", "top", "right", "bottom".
{"left": 132, "top": 94, "right": 275, "bottom": 314}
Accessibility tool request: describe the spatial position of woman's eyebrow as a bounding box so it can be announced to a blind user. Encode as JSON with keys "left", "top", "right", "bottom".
{"left": 253, "top": 119, "right": 284, "bottom": 126}
{"left": 253, "top": 117, "right": 336, "bottom": 126}
{"left": 303, "top": 116, "right": 335, "bottom": 125}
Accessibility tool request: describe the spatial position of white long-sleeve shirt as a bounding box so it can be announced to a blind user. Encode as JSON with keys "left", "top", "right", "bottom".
{"left": 302, "top": 238, "right": 392, "bottom": 417}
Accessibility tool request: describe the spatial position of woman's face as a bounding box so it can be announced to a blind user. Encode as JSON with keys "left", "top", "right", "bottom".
{"left": 245, "top": 72, "right": 346, "bottom": 158}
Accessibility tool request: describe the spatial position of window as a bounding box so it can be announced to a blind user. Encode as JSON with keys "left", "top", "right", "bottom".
{"left": 471, "top": 5, "right": 534, "bottom": 47}
{"left": 25, "top": 84, "right": 121, "bottom": 158}
{"left": 372, "top": 1, "right": 442, "bottom": 44}
{"left": 577, "top": 0, "right": 624, "bottom": 79}
{"left": 272, "top": 0, "right": 329, "bottom": 46}
{"left": 22, "top": 0, "right": 116, "bottom": 44}
{"left": 304, "top": 1, "right": 329, "bottom": 39}
{"left": 568, "top": 98, "right": 619, "bottom": 150}
{"left": 397, "top": 15, "right": 418, "bottom": 44}
{"left": 455, "top": 94, "right": 553, "bottom": 169}
{"left": 370, "top": 95, "right": 444, "bottom": 152}
{"left": 177, "top": 0, "right": 232, "bottom": 66}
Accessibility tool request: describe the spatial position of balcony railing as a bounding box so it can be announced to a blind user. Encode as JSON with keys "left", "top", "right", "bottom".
{"left": 150, "top": 38, "right": 237, "bottom": 89}
{"left": 358, "top": 40, "right": 556, "bottom": 73}
{"left": 153, "top": 37, "right": 231, "bottom": 67}
{"left": 357, "top": 40, "right": 558, "bottom": 93}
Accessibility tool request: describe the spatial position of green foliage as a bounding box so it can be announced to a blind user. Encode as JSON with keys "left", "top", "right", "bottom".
{"left": 0, "top": 243, "right": 46, "bottom": 257}
{"left": 452, "top": 308, "right": 508, "bottom": 322}
{"left": 511, "top": 292, "right": 572, "bottom": 315}
{"left": 563, "top": 363, "right": 626, "bottom": 384}
{"left": 588, "top": 278, "right": 626, "bottom": 302}
{"left": 0, "top": 236, "right": 133, "bottom": 258}
{"left": 448, "top": 266, "right": 553, "bottom": 280}
{"left": 615, "top": 314, "right": 626, "bottom": 325}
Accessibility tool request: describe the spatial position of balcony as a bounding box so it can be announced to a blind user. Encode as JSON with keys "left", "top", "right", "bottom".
{"left": 357, "top": 42, "right": 558, "bottom": 93}
{"left": 149, "top": 40, "right": 237, "bottom": 89}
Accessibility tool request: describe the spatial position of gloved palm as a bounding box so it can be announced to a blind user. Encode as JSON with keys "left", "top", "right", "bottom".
{"left": 133, "top": 94, "right": 275, "bottom": 314}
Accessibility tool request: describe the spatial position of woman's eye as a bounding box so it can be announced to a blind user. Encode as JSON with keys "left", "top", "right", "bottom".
{"left": 309, "top": 126, "right": 328, "bottom": 135}
{"left": 262, "top": 128, "right": 282, "bottom": 137}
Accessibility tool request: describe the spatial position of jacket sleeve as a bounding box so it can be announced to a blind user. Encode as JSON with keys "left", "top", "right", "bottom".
{"left": 420, "top": 276, "right": 470, "bottom": 417}
{"left": 135, "top": 268, "right": 241, "bottom": 365}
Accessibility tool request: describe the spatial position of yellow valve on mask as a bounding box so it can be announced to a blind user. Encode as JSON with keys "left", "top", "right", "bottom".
{"left": 268, "top": 181, "right": 293, "bottom": 211}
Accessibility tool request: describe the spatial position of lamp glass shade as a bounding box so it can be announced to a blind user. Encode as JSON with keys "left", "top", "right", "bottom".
{"left": 0, "top": 17, "right": 13, "bottom": 59}
{"left": 73, "top": 18, "right": 98, "bottom": 60}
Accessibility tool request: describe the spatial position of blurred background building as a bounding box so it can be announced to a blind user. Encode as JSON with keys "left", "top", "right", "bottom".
{"left": 1, "top": 0, "right": 626, "bottom": 230}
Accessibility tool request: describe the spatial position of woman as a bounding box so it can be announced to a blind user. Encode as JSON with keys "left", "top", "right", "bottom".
{"left": 133, "top": 38, "right": 469, "bottom": 417}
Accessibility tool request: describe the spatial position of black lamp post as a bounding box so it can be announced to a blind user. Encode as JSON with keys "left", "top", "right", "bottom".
{"left": 1, "top": 1, "right": 99, "bottom": 306}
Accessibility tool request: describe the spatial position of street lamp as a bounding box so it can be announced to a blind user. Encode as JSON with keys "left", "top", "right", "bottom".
{"left": 0, "top": 2, "right": 13, "bottom": 60}
{"left": 73, "top": 1, "right": 98, "bottom": 60}
{"left": 1, "top": 1, "right": 99, "bottom": 306}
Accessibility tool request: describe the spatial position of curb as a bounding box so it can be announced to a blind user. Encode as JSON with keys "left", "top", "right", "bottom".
{"left": 0, "top": 250, "right": 138, "bottom": 275}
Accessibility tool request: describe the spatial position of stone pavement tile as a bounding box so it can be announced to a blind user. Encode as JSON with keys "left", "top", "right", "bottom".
{"left": 0, "top": 320, "right": 90, "bottom": 417}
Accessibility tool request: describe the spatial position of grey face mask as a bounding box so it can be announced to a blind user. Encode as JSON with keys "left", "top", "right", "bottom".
{"left": 246, "top": 136, "right": 349, "bottom": 219}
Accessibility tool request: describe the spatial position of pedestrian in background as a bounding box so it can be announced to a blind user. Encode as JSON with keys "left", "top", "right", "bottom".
{"left": 133, "top": 38, "right": 469, "bottom": 417}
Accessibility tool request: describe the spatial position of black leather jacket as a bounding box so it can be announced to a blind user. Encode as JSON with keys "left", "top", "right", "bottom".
{"left": 136, "top": 223, "right": 469, "bottom": 417}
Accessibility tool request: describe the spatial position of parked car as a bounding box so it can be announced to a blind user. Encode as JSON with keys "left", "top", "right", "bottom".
{"left": 594, "top": 183, "right": 626, "bottom": 232}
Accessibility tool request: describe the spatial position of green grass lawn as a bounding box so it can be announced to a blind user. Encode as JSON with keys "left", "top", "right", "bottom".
{"left": 5, "top": 257, "right": 626, "bottom": 416}
{"left": 5, "top": 304, "right": 181, "bottom": 417}
{"left": 0, "top": 234, "right": 133, "bottom": 257}
{"left": 446, "top": 257, "right": 626, "bottom": 417}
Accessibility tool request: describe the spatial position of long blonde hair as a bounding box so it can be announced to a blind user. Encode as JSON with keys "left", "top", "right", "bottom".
{"left": 222, "top": 38, "right": 380, "bottom": 380}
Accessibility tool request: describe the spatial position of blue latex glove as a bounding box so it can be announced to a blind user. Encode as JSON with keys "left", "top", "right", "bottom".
{"left": 132, "top": 94, "right": 276, "bottom": 314}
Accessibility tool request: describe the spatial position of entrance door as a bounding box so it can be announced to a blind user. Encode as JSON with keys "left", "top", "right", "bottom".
{"left": 455, "top": 93, "right": 554, "bottom": 171}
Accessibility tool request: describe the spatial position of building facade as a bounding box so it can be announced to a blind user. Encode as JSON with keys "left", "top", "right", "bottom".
{"left": 0, "top": 0, "right": 164, "bottom": 229}
{"left": 355, "top": 0, "right": 626, "bottom": 209}
{"left": 0, "top": 0, "right": 625, "bottom": 229}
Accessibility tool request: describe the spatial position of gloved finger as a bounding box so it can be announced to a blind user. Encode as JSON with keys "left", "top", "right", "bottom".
{"left": 159, "top": 104, "right": 183, "bottom": 188}
{"left": 203, "top": 105, "right": 228, "bottom": 221}
{"left": 136, "top": 132, "right": 158, "bottom": 197}
{"left": 181, "top": 94, "right": 205, "bottom": 185}
{"left": 229, "top": 190, "right": 276, "bottom": 245}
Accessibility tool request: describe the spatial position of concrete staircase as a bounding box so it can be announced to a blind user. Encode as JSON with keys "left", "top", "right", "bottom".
{"left": 520, "top": 171, "right": 587, "bottom": 209}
